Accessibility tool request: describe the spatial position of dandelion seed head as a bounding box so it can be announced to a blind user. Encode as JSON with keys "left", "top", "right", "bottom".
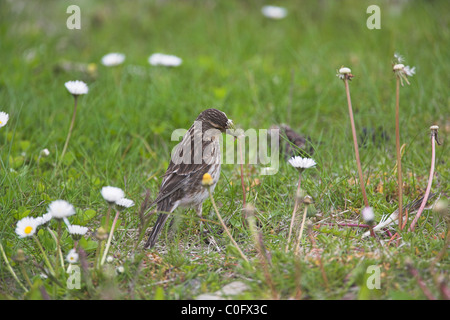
{"left": 393, "top": 63, "right": 405, "bottom": 71}
{"left": 394, "top": 52, "right": 404, "bottom": 63}
{"left": 403, "top": 65, "right": 415, "bottom": 77}
{"left": 336, "top": 67, "right": 353, "bottom": 80}
{"left": 362, "top": 207, "right": 375, "bottom": 224}
{"left": 339, "top": 67, "right": 352, "bottom": 74}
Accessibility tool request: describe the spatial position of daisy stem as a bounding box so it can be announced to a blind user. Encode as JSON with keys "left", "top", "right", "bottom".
{"left": 32, "top": 235, "right": 56, "bottom": 276}
{"left": 60, "top": 95, "right": 78, "bottom": 165}
{"left": 208, "top": 189, "right": 249, "bottom": 263}
{"left": 98, "top": 205, "right": 112, "bottom": 266}
{"left": 285, "top": 173, "right": 302, "bottom": 252}
{"left": 395, "top": 77, "right": 404, "bottom": 230}
{"left": 294, "top": 205, "right": 308, "bottom": 255}
{"left": 105, "top": 204, "right": 112, "bottom": 231}
{"left": 0, "top": 243, "right": 28, "bottom": 292}
{"left": 94, "top": 239, "right": 103, "bottom": 269}
{"left": 101, "top": 209, "right": 120, "bottom": 266}
{"left": 19, "top": 262, "right": 33, "bottom": 288}
{"left": 46, "top": 226, "right": 64, "bottom": 271}
{"left": 408, "top": 129, "right": 436, "bottom": 232}
{"left": 344, "top": 78, "right": 369, "bottom": 208}
{"left": 57, "top": 221, "right": 65, "bottom": 270}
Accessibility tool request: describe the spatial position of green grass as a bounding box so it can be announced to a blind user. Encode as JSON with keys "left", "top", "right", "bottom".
{"left": 0, "top": 0, "right": 448, "bottom": 300}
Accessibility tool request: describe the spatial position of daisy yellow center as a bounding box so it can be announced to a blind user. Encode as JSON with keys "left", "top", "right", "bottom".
{"left": 24, "top": 226, "right": 33, "bottom": 234}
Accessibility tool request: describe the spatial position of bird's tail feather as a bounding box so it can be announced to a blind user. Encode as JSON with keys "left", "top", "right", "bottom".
{"left": 144, "top": 213, "right": 170, "bottom": 249}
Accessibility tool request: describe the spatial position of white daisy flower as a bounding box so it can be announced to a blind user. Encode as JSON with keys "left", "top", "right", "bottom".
{"left": 101, "top": 186, "right": 125, "bottom": 204}
{"left": 101, "top": 52, "right": 125, "bottom": 67}
{"left": 66, "top": 249, "right": 79, "bottom": 264}
{"left": 40, "top": 148, "right": 50, "bottom": 157}
{"left": 0, "top": 111, "right": 9, "bottom": 128}
{"left": 68, "top": 225, "right": 88, "bottom": 238}
{"left": 15, "top": 217, "right": 39, "bottom": 238}
{"left": 261, "top": 5, "right": 288, "bottom": 20}
{"left": 64, "top": 80, "right": 89, "bottom": 95}
{"left": 148, "top": 53, "right": 182, "bottom": 67}
{"left": 288, "top": 156, "right": 316, "bottom": 170}
{"left": 116, "top": 266, "right": 125, "bottom": 274}
{"left": 48, "top": 200, "right": 76, "bottom": 219}
{"left": 362, "top": 207, "right": 375, "bottom": 224}
{"left": 115, "top": 198, "right": 135, "bottom": 208}
{"left": 36, "top": 212, "right": 52, "bottom": 226}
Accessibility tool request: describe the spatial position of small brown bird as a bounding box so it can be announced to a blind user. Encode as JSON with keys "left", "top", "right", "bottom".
{"left": 144, "top": 108, "right": 234, "bottom": 249}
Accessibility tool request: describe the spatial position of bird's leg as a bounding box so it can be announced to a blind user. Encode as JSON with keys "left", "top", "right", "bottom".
{"left": 167, "top": 209, "right": 184, "bottom": 240}
{"left": 195, "top": 204, "right": 221, "bottom": 252}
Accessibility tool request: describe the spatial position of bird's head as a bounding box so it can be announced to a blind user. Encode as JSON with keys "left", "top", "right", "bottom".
{"left": 196, "top": 108, "right": 234, "bottom": 133}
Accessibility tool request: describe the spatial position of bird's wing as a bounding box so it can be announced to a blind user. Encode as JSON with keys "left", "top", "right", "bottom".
{"left": 153, "top": 160, "right": 210, "bottom": 205}
{"left": 150, "top": 126, "right": 216, "bottom": 208}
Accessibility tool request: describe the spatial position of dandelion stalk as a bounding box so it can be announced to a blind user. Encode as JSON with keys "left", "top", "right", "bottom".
{"left": 395, "top": 76, "right": 404, "bottom": 229}
{"left": 408, "top": 126, "right": 439, "bottom": 231}
{"left": 341, "top": 69, "right": 369, "bottom": 208}
{"left": 392, "top": 56, "right": 415, "bottom": 229}
{"left": 0, "top": 243, "right": 28, "bottom": 292}
{"left": 202, "top": 173, "right": 249, "bottom": 263}
{"left": 101, "top": 209, "right": 120, "bottom": 266}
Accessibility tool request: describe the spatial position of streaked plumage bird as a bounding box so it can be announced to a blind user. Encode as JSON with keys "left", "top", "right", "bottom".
{"left": 144, "top": 108, "right": 234, "bottom": 249}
